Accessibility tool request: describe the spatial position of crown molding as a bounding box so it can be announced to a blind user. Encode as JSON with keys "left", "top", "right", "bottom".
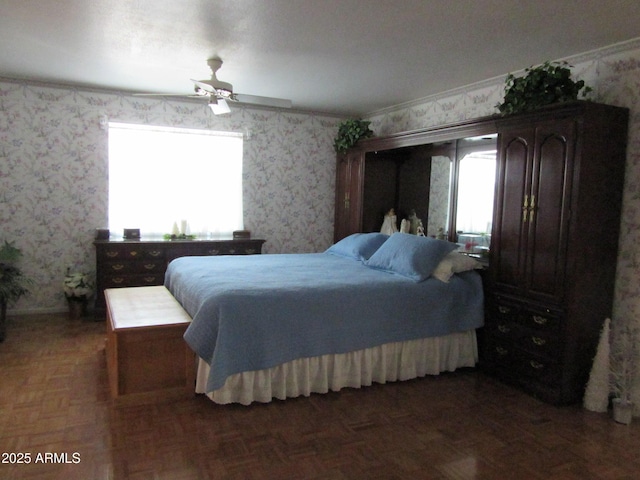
{"left": 365, "top": 36, "right": 640, "bottom": 118}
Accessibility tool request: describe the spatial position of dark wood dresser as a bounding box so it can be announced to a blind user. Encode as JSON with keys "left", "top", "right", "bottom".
{"left": 94, "top": 238, "right": 265, "bottom": 315}
{"left": 484, "top": 102, "right": 628, "bottom": 405}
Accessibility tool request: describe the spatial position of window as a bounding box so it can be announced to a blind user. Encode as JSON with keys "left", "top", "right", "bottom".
{"left": 108, "top": 123, "right": 243, "bottom": 238}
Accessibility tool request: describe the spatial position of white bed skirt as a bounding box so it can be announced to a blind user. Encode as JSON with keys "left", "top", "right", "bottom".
{"left": 195, "top": 330, "right": 478, "bottom": 405}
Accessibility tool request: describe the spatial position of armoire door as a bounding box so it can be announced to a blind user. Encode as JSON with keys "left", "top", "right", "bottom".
{"left": 491, "top": 126, "right": 532, "bottom": 297}
{"left": 492, "top": 117, "right": 575, "bottom": 305}
{"left": 334, "top": 152, "right": 364, "bottom": 242}
{"left": 525, "top": 118, "right": 575, "bottom": 304}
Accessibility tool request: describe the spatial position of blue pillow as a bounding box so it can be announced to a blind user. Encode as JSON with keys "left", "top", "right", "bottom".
{"left": 364, "top": 233, "right": 458, "bottom": 282}
{"left": 325, "top": 233, "right": 389, "bottom": 261}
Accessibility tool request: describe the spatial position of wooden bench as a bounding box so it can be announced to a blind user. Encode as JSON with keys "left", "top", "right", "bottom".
{"left": 105, "top": 286, "right": 195, "bottom": 402}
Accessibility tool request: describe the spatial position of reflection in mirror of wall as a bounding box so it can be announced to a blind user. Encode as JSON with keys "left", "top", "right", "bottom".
{"left": 427, "top": 156, "right": 451, "bottom": 238}
{"left": 454, "top": 135, "right": 497, "bottom": 255}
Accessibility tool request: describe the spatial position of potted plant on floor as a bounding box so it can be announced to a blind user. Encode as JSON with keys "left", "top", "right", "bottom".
{"left": 610, "top": 321, "right": 638, "bottom": 424}
{"left": 63, "top": 270, "right": 94, "bottom": 319}
{"left": 0, "top": 241, "right": 32, "bottom": 342}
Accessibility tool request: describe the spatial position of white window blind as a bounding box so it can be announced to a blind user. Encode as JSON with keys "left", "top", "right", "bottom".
{"left": 108, "top": 122, "right": 243, "bottom": 238}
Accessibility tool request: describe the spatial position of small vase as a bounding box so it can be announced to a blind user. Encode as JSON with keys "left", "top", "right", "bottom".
{"left": 67, "top": 297, "right": 87, "bottom": 320}
{"left": 612, "top": 398, "right": 633, "bottom": 425}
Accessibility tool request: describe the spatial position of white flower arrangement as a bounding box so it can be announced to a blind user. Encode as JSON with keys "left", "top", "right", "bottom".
{"left": 63, "top": 272, "right": 94, "bottom": 300}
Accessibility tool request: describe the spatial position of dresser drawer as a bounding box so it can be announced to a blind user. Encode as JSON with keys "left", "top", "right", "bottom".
{"left": 485, "top": 337, "right": 561, "bottom": 384}
{"left": 516, "top": 327, "right": 559, "bottom": 358}
{"left": 101, "top": 273, "right": 164, "bottom": 288}
{"left": 103, "top": 259, "right": 165, "bottom": 274}
{"left": 487, "top": 296, "right": 521, "bottom": 323}
{"left": 98, "top": 244, "right": 164, "bottom": 262}
{"left": 489, "top": 295, "right": 562, "bottom": 331}
{"left": 520, "top": 306, "right": 563, "bottom": 331}
{"left": 485, "top": 320, "right": 558, "bottom": 358}
{"left": 484, "top": 319, "right": 521, "bottom": 343}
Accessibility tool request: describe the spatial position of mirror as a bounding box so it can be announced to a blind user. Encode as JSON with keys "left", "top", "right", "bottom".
{"left": 453, "top": 134, "right": 497, "bottom": 255}
{"left": 362, "top": 143, "right": 455, "bottom": 236}
{"left": 426, "top": 155, "right": 452, "bottom": 238}
{"left": 358, "top": 130, "right": 497, "bottom": 258}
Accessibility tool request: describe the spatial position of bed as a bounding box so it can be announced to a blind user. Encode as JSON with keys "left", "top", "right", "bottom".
{"left": 164, "top": 232, "right": 485, "bottom": 405}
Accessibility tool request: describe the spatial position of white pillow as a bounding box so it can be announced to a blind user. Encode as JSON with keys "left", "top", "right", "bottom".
{"left": 432, "top": 252, "right": 483, "bottom": 283}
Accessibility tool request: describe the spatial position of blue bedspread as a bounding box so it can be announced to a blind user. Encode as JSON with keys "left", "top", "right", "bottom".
{"left": 165, "top": 253, "right": 484, "bottom": 391}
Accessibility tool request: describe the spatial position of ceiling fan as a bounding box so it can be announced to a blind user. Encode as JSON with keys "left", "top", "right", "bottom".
{"left": 135, "top": 58, "right": 292, "bottom": 114}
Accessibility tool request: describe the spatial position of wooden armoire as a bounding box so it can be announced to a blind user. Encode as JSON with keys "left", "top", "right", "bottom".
{"left": 333, "top": 101, "right": 629, "bottom": 405}
{"left": 485, "top": 101, "right": 628, "bottom": 404}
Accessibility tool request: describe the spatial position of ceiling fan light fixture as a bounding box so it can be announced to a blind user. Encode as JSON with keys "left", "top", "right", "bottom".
{"left": 208, "top": 97, "right": 231, "bottom": 115}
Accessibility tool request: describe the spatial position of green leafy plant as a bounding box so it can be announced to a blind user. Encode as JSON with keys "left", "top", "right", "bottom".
{"left": 0, "top": 241, "right": 32, "bottom": 341}
{"left": 0, "top": 241, "right": 31, "bottom": 306}
{"left": 497, "top": 61, "right": 592, "bottom": 115}
{"left": 163, "top": 233, "right": 197, "bottom": 240}
{"left": 333, "top": 119, "right": 374, "bottom": 154}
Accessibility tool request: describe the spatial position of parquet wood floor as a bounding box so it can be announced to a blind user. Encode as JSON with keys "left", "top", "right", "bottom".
{"left": 1, "top": 313, "right": 639, "bottom": 480}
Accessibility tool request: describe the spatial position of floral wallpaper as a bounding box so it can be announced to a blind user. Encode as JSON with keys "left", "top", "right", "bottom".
{"left": 366, "top": 38, "right": 640, "bottom": 413}
{"left": 0, "top": 82, "right": 342, "bottom": 313}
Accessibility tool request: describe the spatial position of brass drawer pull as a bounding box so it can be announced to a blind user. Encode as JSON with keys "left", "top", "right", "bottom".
{"left": 533, "top": 315, "right": 548, "bottom": 325}
{"left": 498, "top": 325, "right": 510, "bottom": 333}
{"left": 143, "top": 264, "right": 157, "bottom": 270}
{"left": 495, "top": 346, "right": 508, "bottom": 356}
{"left": 208, "top": 249, "right": 220, "bottom": 255}
{"left": 111, "top": 264, "right": 124, "bottom": 271}
{"left": 148, "top": 250, "right": 162, "bottom": 257}
{"left": 529, "top": 360, "right": 544, "bottom": 369}
{"left": 532, "top": 336, "right": 546, "bottom": 346}
{"left": 498, "top": 305, "right": 511, "bottom": 314}
{"left": 112, "top": 277, "right": 124, "bottom": 284}
{"left": 106, "top": 251, "right": 119, "bottom": 258}
{"left": 144, "top": 276, "right": 157, "bottom": 283}
{"left": 129, "top": 251, "right": 139, "bottom": 257}
{"left": 245, "top": 249, "right": 257, "bottom": 254}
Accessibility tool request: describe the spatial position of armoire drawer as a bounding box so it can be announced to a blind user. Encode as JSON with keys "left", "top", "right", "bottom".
{"left": 485, "top": 321, "right": 558, "bottom": 358}
{"left": 489, "top": 295, "right": 563, "bottom": 331}
{"left": 484, "top": 338, "right": 561, "bottom": 385}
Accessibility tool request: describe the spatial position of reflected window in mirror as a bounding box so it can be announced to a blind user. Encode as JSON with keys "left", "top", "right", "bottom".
{"left": 454, "top": 135, "right": 497, "bottom": 255}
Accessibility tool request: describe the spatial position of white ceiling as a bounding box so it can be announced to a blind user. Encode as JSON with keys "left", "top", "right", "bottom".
{"left": 1, "top": 0, "right": 640, "bottom": 116}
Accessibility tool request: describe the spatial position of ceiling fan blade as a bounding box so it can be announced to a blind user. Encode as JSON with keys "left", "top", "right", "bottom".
{"left": 233, "top": 93, "right": 292, "bottom": 109}
{"left": 133, "top": 92, "right": 203, "bottom": 98}
{"left": 209, "top": 98, "right": 231, "bottom": 115}
{"left": 191, "top": 79, "right": 216, "bottom": 94}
